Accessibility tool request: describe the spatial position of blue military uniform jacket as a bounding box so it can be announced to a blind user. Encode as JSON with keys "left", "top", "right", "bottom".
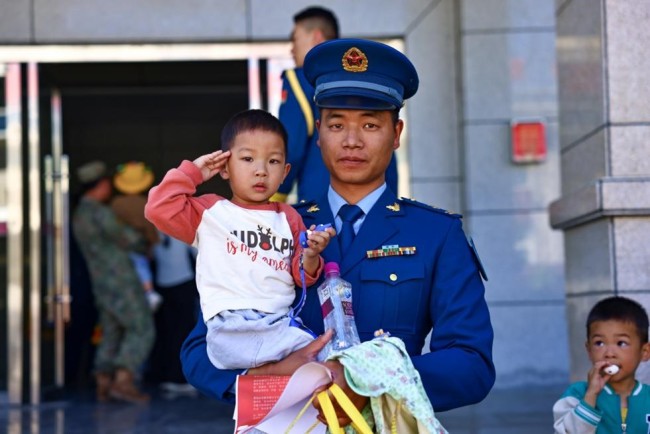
{"left": 180, "top": 188, "right": 495, "bottom": 412}
{"left": 277, "top": 67, "right": 398, "bottom": 201}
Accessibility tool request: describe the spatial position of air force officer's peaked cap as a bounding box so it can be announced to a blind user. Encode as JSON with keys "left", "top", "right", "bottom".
{"left": 304, "top": 38, "right": 419, "bottom": 110}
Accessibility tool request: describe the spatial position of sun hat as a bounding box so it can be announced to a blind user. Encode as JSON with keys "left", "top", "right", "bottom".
{"left": 113, "top": 161, "right": 155, "bottom": 194}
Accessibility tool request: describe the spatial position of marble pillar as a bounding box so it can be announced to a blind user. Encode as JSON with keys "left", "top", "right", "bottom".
{"left": 551, "top": 0, "right": 650, "bottom": 383}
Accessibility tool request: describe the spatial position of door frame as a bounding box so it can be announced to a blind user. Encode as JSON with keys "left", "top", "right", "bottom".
{"left": 1, "top": 42, "right": 294, "bottom": 406}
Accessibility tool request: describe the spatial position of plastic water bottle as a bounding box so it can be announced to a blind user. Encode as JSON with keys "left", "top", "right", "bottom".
{"left": 317, "top": 262, "right": 360, "bottom": 359}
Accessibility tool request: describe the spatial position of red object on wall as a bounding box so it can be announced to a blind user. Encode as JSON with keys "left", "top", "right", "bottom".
{"left": 511, "top": 119, "right": 547, "bottom": 163}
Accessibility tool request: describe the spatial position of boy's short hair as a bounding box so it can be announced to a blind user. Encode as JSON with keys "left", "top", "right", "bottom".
{"left": 587, "top": 296, "right": 649, "bottom": 343}
{"left": 293, "top": 6, "right": 339, "bottom": 40}
{"left": 220, "top": 109, "right": 288, "bottom": 156}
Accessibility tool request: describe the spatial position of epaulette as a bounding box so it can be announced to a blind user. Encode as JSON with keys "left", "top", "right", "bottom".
{"left": 293, "top": 199, "right": 319, "bottom": 212}
{"left": 398, "top": 197, "right": 462, "bottom": 218}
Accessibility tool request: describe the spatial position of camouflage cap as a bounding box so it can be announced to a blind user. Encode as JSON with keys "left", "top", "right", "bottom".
{"left": 77, "top": 160, "right": 108, "bottom": 184}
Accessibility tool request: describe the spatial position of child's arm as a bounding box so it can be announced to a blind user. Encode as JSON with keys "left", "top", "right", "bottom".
{"left": 145, "top": 153, "right": 229, "bottom": 244}
{"left": 552, "top": 393, "right": 600, "bottom": 433}
{"left": 553, "top": 374, "right": 606, "bottom": 434}
{"left": 282, "top": 205, "right": 329, "bottom": 286}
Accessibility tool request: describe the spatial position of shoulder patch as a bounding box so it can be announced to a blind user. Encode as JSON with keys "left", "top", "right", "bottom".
{"left": 468, "top": 237, "right": 488, "bottom": 281}
{"left": 398, "top": 197, "right": 462, "bottom": 218}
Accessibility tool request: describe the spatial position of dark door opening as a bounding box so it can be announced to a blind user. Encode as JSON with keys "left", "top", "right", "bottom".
{"left": 37, "top": 60, "right": 249, "bottom": 392}
{"left": 40, "top": 60, "right": 249, "bottom": 197}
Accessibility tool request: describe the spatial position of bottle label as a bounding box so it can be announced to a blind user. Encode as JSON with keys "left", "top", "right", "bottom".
{"left": 321, "top": 296, "right": 334, "bottom": 318}
{"left": 341, "top": 300, "right": 353, "bottom": 316}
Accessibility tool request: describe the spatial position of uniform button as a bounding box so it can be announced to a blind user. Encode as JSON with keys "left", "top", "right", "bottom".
{"left": 389, "top": 273, "right": 397, "bottom": 282}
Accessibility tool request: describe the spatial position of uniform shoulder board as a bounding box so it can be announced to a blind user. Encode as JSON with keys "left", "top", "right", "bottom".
{"left": 293, "top": 199, "right": 318, "bottom": 212}
{"left": 398, "top": 197, "right": 462, "bottom": 218}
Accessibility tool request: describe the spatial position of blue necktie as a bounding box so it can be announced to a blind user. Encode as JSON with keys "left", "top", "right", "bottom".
{"left": 338, "top": 204, "right": 364, "bottom": 256}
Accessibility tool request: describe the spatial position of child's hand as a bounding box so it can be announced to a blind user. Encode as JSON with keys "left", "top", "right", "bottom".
{"left": 302, "top": 225, "right": 336, "bottom": 258}
{"left": 193, "top": 150, "right": 231, "bottom": 182}
{"left": 584, "top": 360, "right": 611, "bottom": 406}
{"left": 301, "top": 225, "right": 336, "bottom": 276}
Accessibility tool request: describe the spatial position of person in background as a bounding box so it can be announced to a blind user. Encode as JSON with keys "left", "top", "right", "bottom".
{"left": 179, "top": 39, "right": 495, "bottom": 426}
{"left": 111, "top": 161, "right": 163, "bottom": 312}
{"left": 271, "top": 6, "right": 399, "bottom": 203}
{"left": 145, "top": 109, "right": 335, "bottom": 372}
{"left": 553, "top": 296, "right": 650, "bottom": 434}
{"left": 147, "top": 232, "right": 199, "bottom": 396}
{"left": 72, "top": 160, "right": 155, "bottom": 404}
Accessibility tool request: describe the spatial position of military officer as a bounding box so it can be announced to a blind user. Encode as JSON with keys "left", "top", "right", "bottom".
{"left": 272, "top": 6, "right": 398, "bottom": 203}
{"left": 179, "top": 39, "right": 495, "bottom": 419}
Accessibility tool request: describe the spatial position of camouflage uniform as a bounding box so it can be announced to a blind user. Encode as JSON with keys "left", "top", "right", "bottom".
{"left": 72, "top": 196, "right": 155, "bottom": 374}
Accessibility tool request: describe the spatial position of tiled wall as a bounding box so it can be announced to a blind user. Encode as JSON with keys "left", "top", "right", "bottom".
{"left": 459, "top": 0, "right": 569, "bottom": 387}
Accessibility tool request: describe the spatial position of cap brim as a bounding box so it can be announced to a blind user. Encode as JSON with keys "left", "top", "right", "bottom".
{"left": 316, "top": 96, "right": 396, "bottom": 110}
{"left": 315, "top": 87, "right": 399, "bottom": 110}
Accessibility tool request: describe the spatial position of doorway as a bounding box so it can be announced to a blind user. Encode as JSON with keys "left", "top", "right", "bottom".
{"left": 1, "top": 43, "right": 292, "bottom": 403}
{"left": 40, "top": 61, "right": 249, "bottom": 198}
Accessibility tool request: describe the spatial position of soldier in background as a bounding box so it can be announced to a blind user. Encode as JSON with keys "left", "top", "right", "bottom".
{"left": 272, "top": 6, "right": 399, "bottom": 203}
{"left": 72, "top": 160, "right": 155, "bottom": 404}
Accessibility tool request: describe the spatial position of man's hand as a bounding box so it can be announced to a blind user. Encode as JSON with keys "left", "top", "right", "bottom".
{"left": 313, "top": 359, "right": 369, "bottom": 427}
{"left": 246, "top": 330, "right": 333, "bottom": 376}
{"left": 192, "top": 150, "right": 231, "bottom": 182}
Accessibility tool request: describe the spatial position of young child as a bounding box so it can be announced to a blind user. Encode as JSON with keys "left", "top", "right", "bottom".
{"left": 145, "top": 109, "right": 335, "bottom": 370}
{"left": 553, "top": 296, "right": 650, "bottom": 434}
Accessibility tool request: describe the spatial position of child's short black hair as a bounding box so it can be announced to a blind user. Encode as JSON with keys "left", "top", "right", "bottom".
{"left": 587, "top": 296, "right": 649, "bottom": 343}
{"left": 220, "top": 109, "right": 288, "bottom": 155}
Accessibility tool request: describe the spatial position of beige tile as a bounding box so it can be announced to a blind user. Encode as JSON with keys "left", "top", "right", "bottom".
{"left": 610, "top": 126, "right": 650, "bottom": 176}
{"left": 614, "top": 217, "right": 650, "bottom": 290}
{"left": 556, "top": 0, "right": 606, "bottom": 146}
{"left": 564, "top": 219, "right": 614, "bottom": 295}
{"left": 469, "top": 213, "right": 566, "bottom": 302}
{"left": 462, "top": 0, "right": 555, "bottom": 31}
{"left": 560, "top": 129, "right": 607, "bottom": 196}
{"left": 605, "top": 0, "right": 650, "bottom": 122}
{"left": 0, "top": 0, "right": 31, "bottom": 42}
{"left": 34, "top": 0, "right": 248, "bottom": 42}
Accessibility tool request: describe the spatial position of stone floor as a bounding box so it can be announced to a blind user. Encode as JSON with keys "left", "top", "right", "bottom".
{"left": 1, "top": 383, "right": 565, "bottom": 433}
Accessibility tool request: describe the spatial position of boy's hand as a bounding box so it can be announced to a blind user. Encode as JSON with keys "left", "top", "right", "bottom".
{"left": 192, "top": 150, "right": 231, "bottom": 182}
{"left": 302, "top": 225, "right": 336, "bottom": 258}
{"left": 584, "top": 360, "right": 611, "bottom": 406}
{"left": 301, "top": 225, "right": 336, "bottom": 275}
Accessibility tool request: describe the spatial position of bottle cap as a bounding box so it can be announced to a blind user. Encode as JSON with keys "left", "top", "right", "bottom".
{"left": 324, "top": 262, "right": 340, "bottom": 274}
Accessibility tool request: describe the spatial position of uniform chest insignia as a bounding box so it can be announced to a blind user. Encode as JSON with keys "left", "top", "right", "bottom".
{"left": 307, "top": 204, "right": 320, "bottom": 213}
{"left": 366, "top": 245, "right": 417, "bottom": 259}
{"left": 386, "top": 202, "right": 400, "bottom": 212}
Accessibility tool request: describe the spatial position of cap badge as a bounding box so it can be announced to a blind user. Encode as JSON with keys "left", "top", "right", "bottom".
{"left": 342, "top": 47, "right": 368, "bottom": 72}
